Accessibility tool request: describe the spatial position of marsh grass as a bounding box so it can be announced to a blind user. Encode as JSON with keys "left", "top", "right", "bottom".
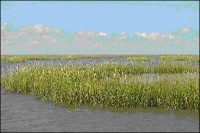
{"left": 0, "top": 55, "right": 83, "bottom": 63}
{"left": 160, "top": 55, "right": 199, "bottom": 62}
{"left": 1, "top": 55, "right": 199, "bottom": 63}
{"left": 127, "top": 55, "right": 199, "bottom": 62}
{"left": 118, "top": 73, "right": 199, "bottom": 84}
{"left": 0, "top": 55, "right": 121, "bottom": 63}
{"left": 127, "top": 56, "right": 150, "bottom": 62}
{"left": 1, "top": 63, "right": 199, "bottom": 111}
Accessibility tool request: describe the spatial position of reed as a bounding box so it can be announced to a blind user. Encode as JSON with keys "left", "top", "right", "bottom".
{"left": 1, "top": 55, "right": 199, "bottom": 63}
{"left": 0, "top": 55, "right": 118, "bottom": 63}
{"left": 127, "top": 55, "right": 199, "bottom": 62}
{"left": 127, "top": 56, "right": 150, "bottom": 62}
{"left": 1, "top": 63, "right": 199, "bottom": 111}
{"left": 158, "top": 55, "right": 199, "bottom": 62}
{"left": 0, "top": 55, "right": 83, "bottom": 63}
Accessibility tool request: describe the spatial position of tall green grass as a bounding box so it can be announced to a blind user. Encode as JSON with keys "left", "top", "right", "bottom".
{"left": 160, "top": 55, "right": 199, "bottom": 62}
{"left": 127, "top": 56, "right": 150, "bottom": 62}
{"left": 1, "top": 55, "right": 124, "bottom": 63}
{"left": 127, "top": 55, "right": 199, "bottom": 62}
{"left": 1, "top": 55, "right": 199, "bottom": 63}
{"left": 1, "top": 64, "right": 199, "bottom": 111}
{"left": 0, "top": 55, "right": 83, "bottom": 63}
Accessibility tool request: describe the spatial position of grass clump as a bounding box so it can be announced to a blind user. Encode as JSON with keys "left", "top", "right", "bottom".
{"left": 0, "top": 55, "right": 115, "bottom": 63}
{"left": 160, "top": 55, "right": 199, "bottom": 62}
{"left": 1, "top": 56, "right": 27, "bottom": 63}
{"left": 127, "top": 56, "right": 150, "bottom": 62}
{"left": 2, "top": 55, "right": 199, "bottom": 63}
{"left": 0, "top": 55, "right": 83, "bottom": 63}
{"left": 127, "top": 55, "right": 199, "bottom": 62}
{"left": 1, "top": 64, "right": 199, "bottom": 111}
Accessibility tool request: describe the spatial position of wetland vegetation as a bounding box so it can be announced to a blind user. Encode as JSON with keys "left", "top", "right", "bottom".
{"left": 1, "top": 55, "right": 199, "bottom": 63}
{"left": 1, "top": 55, "right": 199, "bottom": 111}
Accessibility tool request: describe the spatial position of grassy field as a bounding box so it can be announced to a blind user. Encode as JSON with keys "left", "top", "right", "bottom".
{"left": 0, "top": 55, "right": 101, "bottom": 63}
{"left": 1, "top": 60, "right": 199, "bottom": 111}
{"left": 1, "top": 55, "right": 199, "bottom": 63}
{"left": 0, "top": 55, "right": 126, "bottom": 63}
{"left": 127, "top": 55, "right": 199, "bottom": 62}
{"left": 127, "top": 56, "right": 150, "bottom": 62}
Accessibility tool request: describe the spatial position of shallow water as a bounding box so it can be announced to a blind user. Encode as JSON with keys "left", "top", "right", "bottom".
{"left": 1, "top": 58, "right": 199, "bottom": 132}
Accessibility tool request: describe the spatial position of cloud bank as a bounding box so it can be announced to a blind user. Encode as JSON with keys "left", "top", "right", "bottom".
{"left": 1, "top": 23, "right": 199, "bottom": 55}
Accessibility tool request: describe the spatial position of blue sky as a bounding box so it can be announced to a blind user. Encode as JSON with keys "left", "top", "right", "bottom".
{"left": 1, "top": 1, "right": 199, "bottom": 34}
{"left": 1, "top": 1, "right": 199, "bottom": 55}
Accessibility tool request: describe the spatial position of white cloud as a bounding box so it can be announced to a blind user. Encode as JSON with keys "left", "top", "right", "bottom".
{"left": 1, "top": 24, "right": 64, "bottom": 46}
{"left": 137, "top": 32, "right": 146, "bottom": 38}
{"left": 1, "top": 24, "right": 199, "bottom": 55}
{"left": 118, "top": 32, "right": 127, "bottom": 40}
{"left": 98, "top": 32, "right": 108, "bottom": 37}
{"left": 148, "top": 32, "right": 162, "bottom": 40}
{"left": 136, "top": 28, "right": 194, "bottom": 42}
{"left": 74, "top": 31, "right": 110, "bottom": 42}
{"left": 18, "top": 24, "right": 62, "bottom": 35}
{"left": 1, "top": 22, "right": 11, "bottom": 31}
{"left": 121, "top": 32, "right": 127, "bottom": 36}
{"left": 180, "top": 28, "right": 192, "bottom": 34}
{"left": 137, "top": 32, "right": 162, "bottom": 40}
{"left": 54, "top": 29, "right": 62, "bottom": 35}
{"left": 166, "top": 33, "right": 175, "bottom": 39}
{"left": 74, "top": 30, "right": 96, "bottom": 40}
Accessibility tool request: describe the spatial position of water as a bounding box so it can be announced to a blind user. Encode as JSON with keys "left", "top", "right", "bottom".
{"left": 1, "top": 58, "right": 199, "bottom": 132}
{"left": 1, "top": 89, "right": 199, "bottom": 132}
{"left": 147, "top": 55, "right": 160, "bottom": 83}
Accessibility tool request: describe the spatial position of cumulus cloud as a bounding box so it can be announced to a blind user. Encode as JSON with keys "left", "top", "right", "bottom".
{"left": 97, "top": 32, "right": 109, "bottom": 37}
{"left": 166, "top": 33, "right": 175, "bottom": 40}
{"left": 73, "top": 30, "right": 109, "bottom": 41}
{"left": 73, "top": 30, "right": 97, "bottom": 43}
{"left": 1, "top": 22, "right": 11, "bottom": 31}
{"left": 137, "top": 32, "right": 146, "bottom": 38}
{"left": 1, "top": 24, "right": 199, "bottom": 55}
{"left": 180, "top": 28, "right": 192, "bottom": 35}
{"left": 136, "top": 28, "right": 195, "bottom": 43}
{"left": 1, "top": 23, "right": 70, "bottom": 55}
{"left": 118, "top": 32, "right": 127, "bottom": 40}
{"left": 1, "top": 23, "right": 64, "bottom": 45}
{"left": 140, "top": 32, "right": 163, "bottom": 40}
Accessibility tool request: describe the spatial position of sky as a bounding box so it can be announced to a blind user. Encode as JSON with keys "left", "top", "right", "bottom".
{"left": 1, "top": 1, "right": 199, "bottom": 55}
